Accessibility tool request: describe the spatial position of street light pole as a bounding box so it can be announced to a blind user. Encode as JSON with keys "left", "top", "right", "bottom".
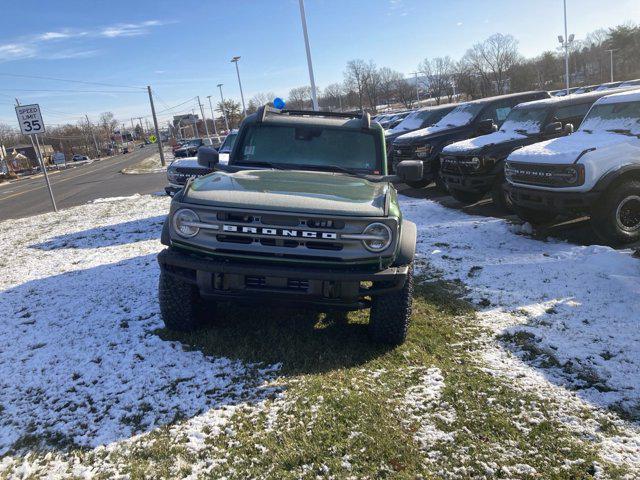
{"left": 197, "top": 95, "right": 211, "bottom": 141}
{"left": 231, "top": 56, "right": 247, "bottom": 117}
{"left": 606, "top": 49, "right": 617, "bottom": 82}
{"left": 559, "top": 0, "right": 574, "bottom": 95}
{"left": 206, "top": 95, "right": 219, "bottom": 137}
{"left": 298, "top": 0, "right": 319, "bottom": 110}
{"left": 217, "top": 83, "right": 230, "bottom": 131}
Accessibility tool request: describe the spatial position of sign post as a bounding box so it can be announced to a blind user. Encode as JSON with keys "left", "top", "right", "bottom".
{"left": 15, "top": 103, "right": 57, "bottom": 212}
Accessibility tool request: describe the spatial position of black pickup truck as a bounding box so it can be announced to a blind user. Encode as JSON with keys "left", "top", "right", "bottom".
{"left": 440, "top": 90, "right": 616, "bottom": 210}
{"left": 389, "top": 91, "right": 550, "bottom": 189}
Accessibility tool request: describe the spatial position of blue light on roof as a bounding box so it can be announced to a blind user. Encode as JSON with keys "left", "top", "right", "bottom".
{"left": 273, "top": 97, "right": 285, "bottom": 109}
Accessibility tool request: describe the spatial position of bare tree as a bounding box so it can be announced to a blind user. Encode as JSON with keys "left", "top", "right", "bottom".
{"left": 287, "top": 86, "right": 312, "bottom": 109}
{"left": 462, "top": 33, "right": 521, "bottom": 95}
{"left": 321, "top": 83, "right": 344, "bottom": 110}
{"left": 362, "top": 61, "right": 381, "bottom": 111}
{"left": 247, "top": 92, "right": 275, "bottom": 113}
{"left": 394, "top": 76, "right": 417, "bottom": 108}
{"left": 344, "top": 59, "right": 368, "bottom": 110}
{"left": 378, "top": 67, "right": 404, "bottom": 107}
{"left": 419, "top": 56, "right": 455, "bottom": 104}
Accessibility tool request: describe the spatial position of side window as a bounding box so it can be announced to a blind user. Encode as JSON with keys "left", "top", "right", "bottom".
{"left": 553, "top": 103, "right": 592, "bottom": 126}
{"left": 483, "top": 98, "right": 520, "bottom": 127}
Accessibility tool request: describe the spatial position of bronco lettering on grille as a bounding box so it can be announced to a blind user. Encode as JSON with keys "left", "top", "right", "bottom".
{"left": 222, "top": 224, "right": 338, "bottom": 239}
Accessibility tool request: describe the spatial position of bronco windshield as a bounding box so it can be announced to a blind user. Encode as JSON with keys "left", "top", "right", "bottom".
{"left": 235, "top": 124, "right": 382, "bottom": 174}
{"left": 435, "top": 103, "right": 485, "bottom": 128}
{"left": 500, "top": 107, "right": 548, "bottom": 134}
{"left": 579, "top": 101, "right": 640, "bottom": 135}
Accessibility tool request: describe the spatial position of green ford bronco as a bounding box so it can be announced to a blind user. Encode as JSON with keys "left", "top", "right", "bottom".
{"left": 157, "top": 106, "right": 423, "bottom": 344}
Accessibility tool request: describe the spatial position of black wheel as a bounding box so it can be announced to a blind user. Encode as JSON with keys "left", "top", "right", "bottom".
{"left": 491, "top": 175, "right": 514, "bottom": 213}
{"left": 405, "top": 179, "right": 431, "bottom": 189}
{"left": 513, "top": 205, "right": 557, "bottom": 225}
{"left": 450, "top": 188, "right": 484, "bottom": 204}
{"left": 369, "top": 263, "right": 414, "bottom": 346}
{"left": 591, "top": 180, "right": 640, "bottom": 245}
{"left": 434, "top": 172, "right": 449, "bottom": 193}
{"left": 158, "top": 271, "right": 210, "bottom": 331}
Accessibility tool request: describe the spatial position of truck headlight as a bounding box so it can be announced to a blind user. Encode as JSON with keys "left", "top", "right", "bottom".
{"left": 415, "top": 145, "right": 432, "bottom": 158}
{"left": 172, "top": 209, "right": 200, "bottom": 238}
{"left": 362, "top": 223, "right": 392, "bottom": 252}
{"left": 167, "top": 169, "right": 178, "bottom": 183}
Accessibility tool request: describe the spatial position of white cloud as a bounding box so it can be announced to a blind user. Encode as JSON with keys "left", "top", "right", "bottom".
{"left": 0, "top": 43, "right": 36, "bottom": 61}
{"left": 100, "top": 20, "right": 166, "bottom": 38}
{"left": 456, "top": 22, "right": 463, "bottom": 27}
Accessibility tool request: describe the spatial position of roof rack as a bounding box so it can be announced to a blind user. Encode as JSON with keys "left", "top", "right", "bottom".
{"left": 257, "top": 105, "right": 371, "bottom": 129}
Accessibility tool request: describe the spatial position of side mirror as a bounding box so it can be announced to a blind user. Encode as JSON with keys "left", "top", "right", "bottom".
{"left": 563, "top": 123, "right": 575, "bottom": 134}
{"left": 544, "top": 121, "right": 563, "bottom": 135}
{"left": 197, "top": 146, "right": 219, "bottom": 169}
{"left": 478, "top": 118, "right": 497, "bottom": 134}
{"left": 396, "top": 160, "right": 423, "bottom": 182}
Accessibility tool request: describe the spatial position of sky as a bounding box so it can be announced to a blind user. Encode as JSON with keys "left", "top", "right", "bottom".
{"left": 0, "top": 0, "right": 638, "bottom": 128}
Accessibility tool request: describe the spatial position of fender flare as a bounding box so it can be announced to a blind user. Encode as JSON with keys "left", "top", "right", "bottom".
{"left": 161, "top": 216, "right": 171, "bottom": 246}
{"left": 394, "top": 220, "right": 417, "bottom": 267}
{"left": 593, "top": 165, "right": 640, "bottom": 192}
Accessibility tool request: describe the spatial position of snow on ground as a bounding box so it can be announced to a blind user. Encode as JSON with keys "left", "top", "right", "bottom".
{"left": 0, "top": 195, "right": 280, "bottom": 473}
{"left": 402, "top": 197, "right": 640, "bottom": 470}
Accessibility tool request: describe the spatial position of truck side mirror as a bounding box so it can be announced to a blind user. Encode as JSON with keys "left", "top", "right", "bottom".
{"left": 478, "top": 118, "right": 497, "bottom": 134}
{"left": 396, "top": 160, "right": 423, "bottom": 182}
{"left": 544, "top": 121, "right": 563, "bottom": 135}
{"left": 563, "top": 123, "right": 575, "bottom": 134}
{"left": 197, "top": 146, "right": 219, "bottom": 169}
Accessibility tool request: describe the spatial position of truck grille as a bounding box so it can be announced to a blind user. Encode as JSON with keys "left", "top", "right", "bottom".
{"left": 505, "top": 162, "right": 577, "bottom": 187}
{"left": 244, "top": 275, "right": 310, "bottom": 292}
{"left": 388, "top": 145, "right": 415, "bottom": 171}
{"left": 441, "top": 156, "right": 477, "bottom": 175}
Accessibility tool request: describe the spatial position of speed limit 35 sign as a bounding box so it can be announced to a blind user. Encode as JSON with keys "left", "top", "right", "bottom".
{"left": 15, "top": 104, "right": 46, "bottom": 134}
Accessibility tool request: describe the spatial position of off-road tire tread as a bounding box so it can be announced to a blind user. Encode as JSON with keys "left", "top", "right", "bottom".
{"left": 591, "top": 180, "right": 640, "bottom": 246}
{"left": 369, "top": 263, "right": 414, "bottom": 345}
{"left": 158, "top": 271, "right": 208, "bottom": 331}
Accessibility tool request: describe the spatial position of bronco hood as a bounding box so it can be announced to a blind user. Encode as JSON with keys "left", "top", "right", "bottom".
{"left": 183, "top": 169, "right": 390, "bottom": 217}
{"left": 508, "top": 131, "right": 628, "bottom": 165}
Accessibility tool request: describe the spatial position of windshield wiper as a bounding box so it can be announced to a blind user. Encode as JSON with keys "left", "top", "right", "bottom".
{"left": 237, "top": 161, "right": 285, "bottom": 169}
{"left": 514, "top": 129, "right": 531, "bottom": 135}
{"left": 289, "top": 164, "right": 360, "bottom": 175}
{"left": 607, "top": 128, "right": 634, "bottom": 136}
{"left": 582, "top": 129, "right": 593, "bottom": 134}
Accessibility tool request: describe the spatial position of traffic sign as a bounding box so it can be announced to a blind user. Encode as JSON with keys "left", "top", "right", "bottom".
{"left": 15, "top": 104, "right": 46, "bottom": 135}
{"left": 149, "top": 135, "right": 157, "bottom": 143}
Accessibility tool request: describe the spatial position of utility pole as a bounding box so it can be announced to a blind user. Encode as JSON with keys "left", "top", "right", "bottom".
{"left": 298, "top": 0, "right": 319, "bottom": 110}
{"left": 147, "top": 85, "right": 166, "bottom": 166}
{"left": 16, "top": 98, "right": 57, "bottom": 212}
{"left": 86, "top": 114, "right": 100, "bottom": 158}
{"left": 606, "top": 49, "right": 617, "bottom": 82}
{"left": 197, "top": 95, "right": 211, "bottom": 141}
{"left": 130, "top": 118, "right": 136, "bottom": 140}
{"left": 206, "top": 95, "right": 219, "bottom": 136}
{"left": 231, "top": 56, "right": 247, "bottom": 117}
{"left": 217, "top": 83, "right": 230, "bottom": 131}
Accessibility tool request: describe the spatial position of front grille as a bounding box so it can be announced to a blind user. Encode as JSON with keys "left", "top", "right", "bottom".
{"left": 388, "top": 145, "right": 415, "bottom": 171}
{"left": 175, "top": 166, "right": 209, "bottom": 176}
{"left": 244, "top": 275, "right": 309, "bottom": 292}
{"left": 441, "top": 155, "right": 477, "bottom": 175}
{"left": 245, "top": 276, "right": 266, "bottom": 288}
{"left": 506, "top": 162, "right": 578, "bottom": 187}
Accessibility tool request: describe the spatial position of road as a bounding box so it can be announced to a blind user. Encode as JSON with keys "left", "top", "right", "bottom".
{"left": 0, "top": 147, "right": 167, "bottom": 221}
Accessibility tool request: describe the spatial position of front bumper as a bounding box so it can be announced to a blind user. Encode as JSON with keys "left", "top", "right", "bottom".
{"left": 158, "top": 248, "right": 409, "bottom": 310}
{"left": 165, "top": 183, "right": 183, "bottom": 196}
{"left": 441, "top": 172, "right": 496, "bottom": 193}
{"left": 505, "top": 184, "right": 600, "bottom": 213}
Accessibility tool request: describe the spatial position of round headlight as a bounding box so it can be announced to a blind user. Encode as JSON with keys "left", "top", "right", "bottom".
{"left": 362, "top": 222, "right": 392, "bottom": 252}
{"left": 172, "top": 209, "right": 200, "bottom": 238}
{"left": 564, "top": 167, "right": 578, "bottom": 184}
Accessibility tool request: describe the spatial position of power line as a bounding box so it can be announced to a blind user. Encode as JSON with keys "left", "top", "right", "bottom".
{"left": 0, "top": 72, "right": 145, "bottom": 90}
{"left": 0, "top": 88, "right": 141, "bottom": 94}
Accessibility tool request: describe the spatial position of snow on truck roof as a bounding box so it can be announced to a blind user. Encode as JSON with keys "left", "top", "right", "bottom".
{"left": 513, "top": 89, "right": 625, "bottom": 109}
{"left": 594, "top": 87, "right": 640, "bottom": 105}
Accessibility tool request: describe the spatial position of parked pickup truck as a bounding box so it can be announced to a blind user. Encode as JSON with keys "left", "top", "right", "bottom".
{"left": 389, "top": 91, "right": 550, "bottom": 189}
{"left": 440, "top": 90, "right": 617, "bottom": 211}
{"left": 157, "top": 107, "right": 424, "bottom": 345}
{"left": 505, "top": 88, "right": 640, "bottom": 245}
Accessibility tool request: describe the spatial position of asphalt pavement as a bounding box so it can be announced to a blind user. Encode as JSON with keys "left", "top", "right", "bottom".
{"left": 0, "top": 147, "right": 167, "bottom": 221}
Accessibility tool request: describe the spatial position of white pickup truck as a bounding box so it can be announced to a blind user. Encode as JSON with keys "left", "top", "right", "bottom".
{"left": 505, "top": 89, "right": 640, "bottom": 245}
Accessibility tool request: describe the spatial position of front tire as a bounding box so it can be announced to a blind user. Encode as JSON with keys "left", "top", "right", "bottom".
{"left": 591, "top": 180, "right": 640, "bottom": 245}
{"left": 405, "top": 179, "right": 431, "bottom": 189}
{"left": 158, "top": 271, "right": 210, "bottom": 331}
{"left": 450, "top": 188, "right": 484, "bottom": 204}
{"left": 491, "top": 175, "right": 514, "bottom": 213}
{"left": 369, "top": 264, "right": 414, "bottom": 345}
